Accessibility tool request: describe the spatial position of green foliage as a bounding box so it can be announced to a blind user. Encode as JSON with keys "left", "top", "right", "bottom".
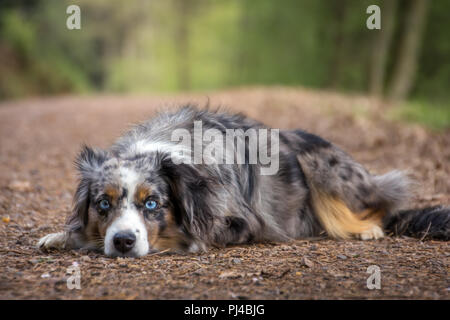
{"left": 233, "top": 0, "right": 328, "bottom": 88}
{"left": 388, "top": 101, "right": 450, "bottom": 130}
{"left": 1, "top": 11, "right": 36, "bottom": 57}
{"left": 414, "top": 0, "right": 450, "bottom": 103}
{"left": 0, "top": 0, "right": 449, "bottom": 117}
{"left": 0, "top": 2, "right": 91, "bottom": 99}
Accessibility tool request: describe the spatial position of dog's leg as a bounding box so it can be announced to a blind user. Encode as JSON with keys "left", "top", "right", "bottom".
{"left": 306, "top": 183, "right": 385, "bottom": 240}
{"left": 358, "top": 225, "right": 384, "bottom": 240}
{"left": 37, "top": 232, "right": 69, "bottom": 250}
{"left": 289, "top": 130, "right": 413, "bottom": 240}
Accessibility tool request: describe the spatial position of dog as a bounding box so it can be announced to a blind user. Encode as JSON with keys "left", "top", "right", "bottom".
{"left": 38, "top": 106, "right": 450, "bottom": 257}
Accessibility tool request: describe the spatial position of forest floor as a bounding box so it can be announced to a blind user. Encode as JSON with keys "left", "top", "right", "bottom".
{"left": 0, "top": 87, "right": 448, "bottom": 299}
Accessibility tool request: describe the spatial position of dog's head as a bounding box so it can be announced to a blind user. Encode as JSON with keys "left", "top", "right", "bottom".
{"left": 67, "top": 145, "right": 211, "bottom": 257}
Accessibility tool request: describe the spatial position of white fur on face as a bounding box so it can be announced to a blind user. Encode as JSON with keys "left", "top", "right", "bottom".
{"left": 104, "top": 166, "right": 149, "bottom": 257}
{"left": 104, "top": 208, "right": 149, "bottom": 257}
{"left": 119, "top": 166, "right": 140, "bottom": 202}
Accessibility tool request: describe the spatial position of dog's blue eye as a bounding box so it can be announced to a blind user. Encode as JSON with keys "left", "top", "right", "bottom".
{"left": 145, "top": 200, "right": 158, "bottom": 210}
{"left": 99, "top": 199, "right": 110, "bottom": 210}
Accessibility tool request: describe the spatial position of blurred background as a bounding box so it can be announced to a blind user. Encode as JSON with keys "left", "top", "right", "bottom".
{"left": 0, "top": 0, "right": 449, "bottom": 128}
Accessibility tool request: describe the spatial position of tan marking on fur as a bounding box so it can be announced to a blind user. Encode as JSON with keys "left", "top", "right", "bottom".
{"left": 104, "top": 185, "right": 120, "bottom": 205}
{"left": 85, "top": 207, "right": 118, "bottom": 250}
{"left": 71, "top": 184, "right": 120, "bottom": 249}
{"left": 359, "top": 208, "right": 385, "bottom": 221}
{"left": 151, "top": 209, "right": 183, "bottom": 251}
{"left": 84, "top": 210, "right": 106, "bottom": 249}
{"left": 310, "top": 185, "right": 384, "bottom": 239}
{"left": 134, "top": 183, "right": 152, "bottom": 204}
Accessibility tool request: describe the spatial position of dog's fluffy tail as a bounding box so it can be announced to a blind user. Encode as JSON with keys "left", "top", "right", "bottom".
{"left": 374, "top": 171, "right": 450, "bottom": 240}
{"left": 383, "top": 206, "right": 450, "bottom": 240}
{"left": 372, "top": 170, "right": 414, "bottom": 213}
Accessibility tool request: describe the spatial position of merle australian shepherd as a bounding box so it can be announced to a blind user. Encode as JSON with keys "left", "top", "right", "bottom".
{"left": 38, "top": 106, "right": 449, "bottom": 257}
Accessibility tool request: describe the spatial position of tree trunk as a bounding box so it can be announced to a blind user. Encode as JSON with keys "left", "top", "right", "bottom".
{"left": 235, "top": 2, "right": 250, "bottom": 85}
{"left": 328, "top": 0, "right": 348, "bottom": 89}
{"left": 369, "top": 0, "right": 398, "bottom": 97}
{"left": 175, "top": 0, "right": 192, "bottom": 91}
{"left": 388, "top": 0, "right": 429, "bottom": 101}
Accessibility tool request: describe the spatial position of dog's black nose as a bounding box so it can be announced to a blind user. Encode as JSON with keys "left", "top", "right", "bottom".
{"left": 113, "top": 232, "right": 136, "bottom": 253}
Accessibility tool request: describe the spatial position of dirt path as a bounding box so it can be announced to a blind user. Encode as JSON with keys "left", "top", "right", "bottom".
{"left": 0, "top": 87, "right": 448, "bottom": 299}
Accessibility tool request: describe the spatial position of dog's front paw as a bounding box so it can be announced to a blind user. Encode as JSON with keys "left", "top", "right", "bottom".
{"left": 37, "top": 232, "right": 67, "bottom": 251}
{"left": 358, "top": 225, "right": 384, "bottom": 240}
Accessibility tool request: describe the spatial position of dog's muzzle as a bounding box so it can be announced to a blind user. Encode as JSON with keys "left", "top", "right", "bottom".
{"left": 113, "top": 231, "right": 136, "bottom": 254}
{"left": 104, "top": 209, "right": 149, "bottom": 257}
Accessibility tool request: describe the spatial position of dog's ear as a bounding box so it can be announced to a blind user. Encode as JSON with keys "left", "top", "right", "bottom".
{"left": 66, "top": 145, "right": 109, "bottom": 232}
{"left": 74, "top": 144, "right": 109, "bottom": 176}
{"left": 157, "top": 153, "right": 215, "bottom": 240}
